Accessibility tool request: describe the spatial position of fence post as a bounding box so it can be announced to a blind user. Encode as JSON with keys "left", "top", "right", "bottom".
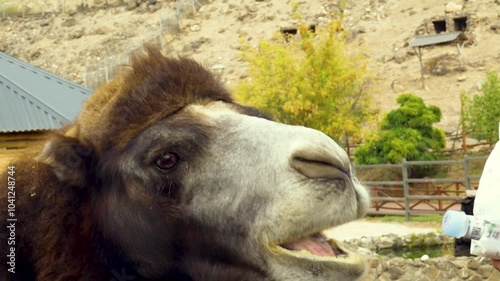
{"left": 402, "top": 158, "right": 411, "bottom": 221}
{"left": 437, "top": 185, "right": 443, "bottom": 210}
{"left": 104, "top": 64, "right": 109, "bottom": 82}
{"left": 83, "top": 66, "right": 87, "bottom": 89}
{"left": 374, "top": 186, "right": 380, "bottom": 211}
{"left": 158, "top": 15, "right": 164, "bottom": 50}
{"left": 464, "top": 155, "right": 471, "bottom": 190}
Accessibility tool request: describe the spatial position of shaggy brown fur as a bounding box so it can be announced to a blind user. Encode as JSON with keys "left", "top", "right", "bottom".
{"left": 72, "top": 46, "right": 232, "bottom": 153}
{"left": 0, "top": 46, "right": 267, "bottom": 281}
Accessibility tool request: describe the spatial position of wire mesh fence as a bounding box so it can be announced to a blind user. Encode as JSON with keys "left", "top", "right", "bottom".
{"left": 3, "top": 0, "right": 208, "bottom": 90}
{"left": 81, "top": 0, "right": 203, "bottom": 90}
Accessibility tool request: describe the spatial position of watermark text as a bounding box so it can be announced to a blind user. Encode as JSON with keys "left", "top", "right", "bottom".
{"left": 6, "top": 165, "right": 16, "bottom": 274}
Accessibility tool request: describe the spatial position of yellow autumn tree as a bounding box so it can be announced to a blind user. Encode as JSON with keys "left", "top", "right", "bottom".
{"left": 236, "top": 19, "right": 377, "bottom": 145}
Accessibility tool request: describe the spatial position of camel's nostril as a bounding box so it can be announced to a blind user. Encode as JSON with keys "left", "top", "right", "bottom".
{"left": 291, "top": 156, "right": 349, "bottom": 180}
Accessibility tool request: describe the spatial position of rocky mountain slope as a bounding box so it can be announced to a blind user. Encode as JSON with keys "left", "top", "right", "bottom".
{"left": 1, "top": 0, "right": 500, "bottom": 136}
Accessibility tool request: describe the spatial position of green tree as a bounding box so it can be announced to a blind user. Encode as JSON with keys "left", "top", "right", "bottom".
{"left": 462, "top": 71, "right": 500, "bottom": 143}
{"left": 235, "top": 18, "right": 377, "bottom": 144}
{"left": 354, "top": 94, "right": 445, "bottom": 176}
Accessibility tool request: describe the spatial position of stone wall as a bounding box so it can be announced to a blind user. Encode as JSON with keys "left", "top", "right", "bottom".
{"left": 360, "top": 255, "right": 500, "bottom": 281}
{"left": 345, "top": 232, "right": 454, "bottom": 251}
{"left": 344, "top": 233, "right": 500, "bottom": 281}
{"left": 415, "top": 13, "right": 478, "bottom": 36}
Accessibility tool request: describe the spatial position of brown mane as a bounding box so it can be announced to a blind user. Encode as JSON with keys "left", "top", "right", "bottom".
{"left": 72, "top": 46, "right": 232, "bottom": 153}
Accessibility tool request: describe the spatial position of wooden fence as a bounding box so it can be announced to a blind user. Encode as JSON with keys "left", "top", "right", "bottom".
{"left": 354, "top": 156, "right": 488, "bottom": 220}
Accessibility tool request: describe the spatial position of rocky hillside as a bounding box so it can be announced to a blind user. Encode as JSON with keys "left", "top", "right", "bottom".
{"left": 1, "top": 0, "right": 500, "bottom": 136}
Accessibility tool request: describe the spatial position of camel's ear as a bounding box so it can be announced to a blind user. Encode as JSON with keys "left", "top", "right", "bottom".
{"left": 37, "top": 134, "right": 96, "bottom": 187}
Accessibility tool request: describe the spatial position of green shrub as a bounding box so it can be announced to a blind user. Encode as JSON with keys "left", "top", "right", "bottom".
{"left": 354, "top": 94, "right": 446, "bottom": 177}
{"left": 235, "top": 17, "right": 377, "bottom": 145}
{"left": 462, "top": 71, "right": 500, "bottom": 143}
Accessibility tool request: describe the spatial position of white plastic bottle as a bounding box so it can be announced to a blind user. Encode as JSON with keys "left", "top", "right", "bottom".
{"left": 442, "top": 210, "right": 487, "bottom": 240}
{"left": 442, "top": 210, "right": 500, "bottom": 259}
{"left": 470, "top": 224, "right": 500, "bottom": 258}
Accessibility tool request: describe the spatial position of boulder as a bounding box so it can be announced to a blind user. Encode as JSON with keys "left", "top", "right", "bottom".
{"left": 61, "top": 18, "right": 77, "bottom": 27}
{"left": 68, "top": 28, "right": 85, "bottom": 40}
{"left": 39, "top": 19, "right": 50, "bottom": 27}
{"left": 394, "top": 48, "right": 408, "bottom": 64}
{"left": 445, "top": 2, "right": 463, "bottom": 13}
{"left": 190, "top": 24, "right": 201, "bottom": 32}
{"left": 246, "top": 4, "right": 259, "bottom": 13}
{"left": 378, "top": 236, "right": 395, "bottom": 249}
{"left": 490, "top": 22, "right": 500, "bottom": 34}
{"left": 126, "top": 0, "right": 140, "bottom": 11}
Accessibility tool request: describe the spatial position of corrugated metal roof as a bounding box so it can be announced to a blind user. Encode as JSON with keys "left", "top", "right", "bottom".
{"left": 0, "top": 51, "right": 92, "bottom": 133}
{"left": 409, "top": 32, "right": 463, "bottom": 48}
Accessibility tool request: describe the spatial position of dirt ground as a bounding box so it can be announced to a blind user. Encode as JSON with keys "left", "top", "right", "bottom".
{"left": 325, "top": 219, "right": 441, "bottom": 241}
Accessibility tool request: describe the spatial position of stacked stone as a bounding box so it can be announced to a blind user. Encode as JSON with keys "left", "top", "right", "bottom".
{"left": 360, "top": 255, "right": 500, "bottom": 281}
{"left": 343, "top": 233, "right": 500, "bottom": 281}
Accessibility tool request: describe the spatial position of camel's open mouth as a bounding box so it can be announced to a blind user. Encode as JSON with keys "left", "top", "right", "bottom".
{"left": 280, "top": 232, "right": 348, "bottom": 258}
{"left": 269, "top": 231, "right": 361, "bottom": 264}
{"left": 267, "top": 228, "right": 366, "bottom": 280}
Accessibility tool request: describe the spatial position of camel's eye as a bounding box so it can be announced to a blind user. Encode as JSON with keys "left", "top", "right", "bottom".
{"left": 154, "top": 152, "right": 179, "bottom": 171}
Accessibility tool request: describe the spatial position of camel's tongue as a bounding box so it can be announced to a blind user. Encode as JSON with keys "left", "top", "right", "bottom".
{"left": 282, "top": 233, "right": 336, "bottom": 257}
